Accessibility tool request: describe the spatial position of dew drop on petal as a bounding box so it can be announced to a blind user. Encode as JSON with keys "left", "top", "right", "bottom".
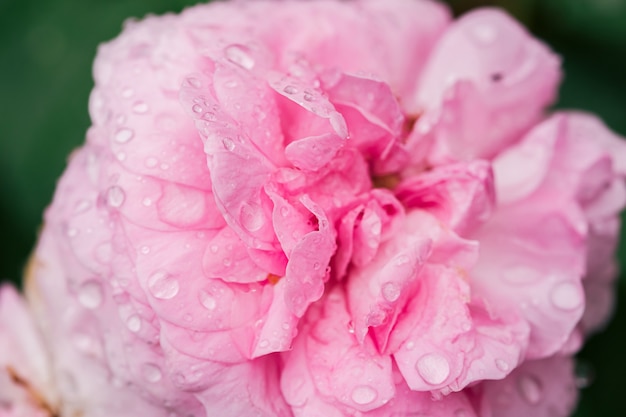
{"left": 222, "top": 138, "right": 235, "bottom": 151}
{"left": 471, "top": 24, "right": 497, "bottom": 45}
{"left": 148, "top": 271, "right": 180, "bottom": 300}
{"left": 550, "top": 282, "right": 583, "bottom": 311}
{"left": 454, "top": 409, "right": 470, "bottom": 417}
{"left": 132, "top": 101, "right": 149, "bottom": 114}
{"left": 224, "top": 44, "right": 255, "bottom": 70}
{"left": 145, "top": 157, "right": 158, "bottom": 168}
{"left": 186, "top": 77, "right": 201, "bottom": 88}
{"left": 77, "top": 281, "right": 104, "bottom": 309}
{"left": 416, "top": 353, "right": 450, "bottom": 385}
{"left": 517, "top": 374, "right": 543, "bottom": 405}
{"left": 140, "top": 246, "right": 150, "bottom": 255}
{"left": 199, "top": 291, "right": 217, "bottom": 310}
{"left": 121, "top": 88, "right": 134, "bottom": 98}
{"left": 240, "top": 203, "right": 265, "bottom": 232}
{"left": 114, "top": 128, "right": 134, "bottom": 144}
{"left": 495, "top": 359, "right": 510, "bottom": 372}
{"left": 127, "top": 315, "right": 141, "bottom": 333}
{"left": 106, "top": 186, "right": 126, "bottom": 208}
{"left": 395, "top": 255, "right": 409, "bottom": 266}
{"left": 192, "top": 104, "right": 203, "bottom": 113}
{"left": 142, "top": 363, "right": 162, "bottom": 383}
{"left": 74, "top": 199, "right": 91, "bottom": 214}
{"left": 351, "top": 385, "right": 378, "bottom": 405}
{"left": 381, "top": 282, "right": 400, "bottom": 302}
{"left": 283, "top": 85, "right": 298, "bottom": 94}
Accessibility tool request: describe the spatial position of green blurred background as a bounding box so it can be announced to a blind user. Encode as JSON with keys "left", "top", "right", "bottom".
{"left": 0, "top": 0, "right": 624, "bottom": 415}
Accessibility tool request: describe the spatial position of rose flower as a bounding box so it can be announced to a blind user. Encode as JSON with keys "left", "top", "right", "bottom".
{"left": 2, "top": 1, "right": 625, "bottom": 417}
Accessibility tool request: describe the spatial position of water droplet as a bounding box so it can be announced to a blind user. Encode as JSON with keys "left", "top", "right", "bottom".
{"left": 121, "top": 88, "right": 134, "bottom": 98}
{"left": 240, "top": 203, "right": 265, "bottom": 232}
{"left": 225, "top": 44, "right": 255, "bottom": 70}
{"left": 114, "top": 128, "right": 134, "bottom": 144}
{"left": 145, "top": 157, "right": 158, "bottom": 168}
{"left": 394, "top": 255, "right": 409, "bottom": 266}
{"left": 495, "top": 359, "right": 510, "bottom": 372}
{"left": 351, "top": 385, "right": 378, "bottom": 405}
{"left": 142, "top": 198, "right": 152, "bottom": 207}
{"left": 127, "top": 315, "right": 141, "bottom": 333}
{"left": 106, "top": 186, "right": 126, "bottom": 208}
{"left": 283, "top": 85, "right": 298, "bottom": 94}
{"left": 550, "top": 282, "right": 582, "bottom": 311}
{"left": 281, "top": 322, "right": 290, "bottom": 330}
{"left": 405, "top": 341, "right": 415, "bottom": 351}
{"left": 116, "top": 152, "right": 127, "bottom": 161}
{"left": 148, "top": 271, "right": 180, "bottom": 300}
{"left": 77, "top": 281, "right": 104, "bottom": 309}
{"left": 199, "top": 291, "right": 217, "bottom": 310}
{"left": 454, "top": 409, "right": 470, "bottom": 417}
{"left": 279, "top": 206, "right": 289, "bottom": 217}
{"left": 471, "top": 24, "right": 497, "bottom": 45}
{"left": 223, "top": 257, "right": 232, "bottom": 267}
{"left": 186, "top": 77, "right": 201, "bottom": 88}
{"left": 142, "top": 363, "right": 162, "bottom": 382}
{"left": 303, "top": 93, "right": 315, "bottom": 102}
{"left": 74, "top": 200, "right": 91, "bottom": 214}
{"left": 258, "top": 339, "right": 269, "bottom": 348}
{"left": 132, "top": 101, "right": 149, "bottom": 114}
{"left": 517, "top": 374, "right": 542, "bottom": 405}
{"left": 416, "top": 353, "right": 450, "bottom": 385}
{"left": 160, "top": 163, "right": 170, "bottom": 170}
{"left": 381, "top": 282, "right": 400, "bottom": 302}
{"left": 222, "top": 138, "right": 235, "bottom": 151}
{"left": 140, "top": 246, "right": 150, "bottom": 255}
{"left": 66, "top": 227, "right": 78, "bottom": 237}
{"left": 192, "top": 104, "right": 203, "bottom": 113}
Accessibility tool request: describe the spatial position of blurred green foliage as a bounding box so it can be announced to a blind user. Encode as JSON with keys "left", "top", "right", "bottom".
{"left": 0, "top": 0, "right": 625, "bottom": 416}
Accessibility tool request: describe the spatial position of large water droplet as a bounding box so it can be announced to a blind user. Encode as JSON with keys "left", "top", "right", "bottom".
{"left": 77, "top": 281, "right": 104, "bottom": 309}
{"left": 471, "top": 24, "right": 497, "bottom": 45}
{"left": 222, "top": 138, "right": 235, "bottom": 151}
{"left": 517, "top": 374, "right": 542, "bottom": 405}
{"left": 550, "top": 281, "right": 582, "bottom": 311}
{"left": 351, "top": 385, "right": 378, "bottom": 405}
{"left": 148, "top": 271, "right": 180, "bottom": 300}
{"left": 283, "top": 85, "right": 298, "bottom": 94}
{"left": 142, "top": 363, "right": 162, "bottom": 382}
{"left": 495, "top": 359, "right": 510, "bottom": 372}
{"left": 106, "top": 186, "right": 126, "bottom": 208}
{"left": 225, "top": 44, "right": 255, "bottom": 70}
{"left": 114, "top": 128, "right": 134, "bottom": 144}
{"left": 381, "top": 282, "right": 400, "bottom": 302}
{"left": 127, "top": 315, "right": 142, "bottom": 333}
{"left": 132, "top": 101, "right": 149, "bottom": 114}
{"left": 199, "top": 291, "right": 217, "bottom": 310}
{"left": 121, "top": 88, "right": 134, "bottom": 98}
{"left": 240, "top": 203, "right": 265, "bottom": 232}
{"left": 416, "top": 353, "right": 450, "bottom": 385}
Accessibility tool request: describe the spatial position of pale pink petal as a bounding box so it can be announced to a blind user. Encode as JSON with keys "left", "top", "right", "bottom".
{"left": 476, "top": 355, "right": 578, "bottom": 417}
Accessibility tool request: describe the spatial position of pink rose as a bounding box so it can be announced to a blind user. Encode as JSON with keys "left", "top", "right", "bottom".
{"left": 3, "top": 1, "right": 625, "bottom": 416}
